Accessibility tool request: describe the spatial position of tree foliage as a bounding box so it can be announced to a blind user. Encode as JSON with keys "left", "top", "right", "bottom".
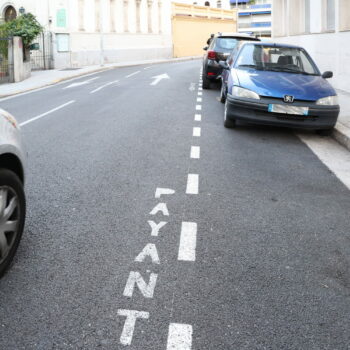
{"left": 0, "top": 13, "right": 43, "bottom": 48}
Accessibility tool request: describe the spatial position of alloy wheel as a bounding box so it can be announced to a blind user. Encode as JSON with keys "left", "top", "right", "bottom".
{"left": 0, "top": 186, "right": 20, "bottom": 265}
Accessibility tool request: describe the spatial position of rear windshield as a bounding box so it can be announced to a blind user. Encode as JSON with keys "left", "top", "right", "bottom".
{"left": 215, "top": 38, "right": 238, "bottom": 51}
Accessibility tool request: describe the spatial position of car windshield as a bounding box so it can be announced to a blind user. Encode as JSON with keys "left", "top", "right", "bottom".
{"left": 235, "top": 44, "right": 320, "bottom": 75}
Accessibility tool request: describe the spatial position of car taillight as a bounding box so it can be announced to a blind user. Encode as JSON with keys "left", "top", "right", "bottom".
{"left": 207, "top": 51, "right": 216, "bottom": 60}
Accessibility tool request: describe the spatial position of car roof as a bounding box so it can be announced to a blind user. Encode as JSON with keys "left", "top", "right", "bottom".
{"left": 215, "top": 32, "right": 260, "bottom": 40}
{"left": 239, "top": 41, "right": 303, "bottom": 49}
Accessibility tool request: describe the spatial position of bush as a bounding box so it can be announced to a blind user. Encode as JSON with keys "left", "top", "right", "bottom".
{"left": 0, "top": 13, "right": 43, "bottom": 48}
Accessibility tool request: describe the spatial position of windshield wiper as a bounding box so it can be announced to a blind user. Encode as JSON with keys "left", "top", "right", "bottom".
{"left": 238, "top": 64, "right": 264, "bottom": 70}
{"left": 267, "top": 66, "right": 316, "bottom": 75}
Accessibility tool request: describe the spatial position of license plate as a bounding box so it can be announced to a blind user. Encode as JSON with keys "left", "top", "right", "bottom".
{"left": 268, "top": 104, "right": 309, "bottom": 116}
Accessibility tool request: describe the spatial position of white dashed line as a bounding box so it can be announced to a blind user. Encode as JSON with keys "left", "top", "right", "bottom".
{"left": 178, "top": 222, "right": 197, "bottom": 261}
{"left": 186, "top": 174, "right": 199, "bottom": 194}
{"left": 20, "top": 100, "right": 76, "bottom": 127}
{"left": 190, "top": 146, "right": 200, "bottom": 159}
{"left": 198, "top": 91, "right": 202, "bottom": 96}
{"left": 167, "top": 323, "right": 193, "bottom": 350}
{"left": 195, "top": 105, "right": 202, "bottom": 111}
{"left": 126, "top": 71, "right": 141, "bottom": 78}
{"left": 90, "top": 80, "right": 119, "bottom": 94}
{"left": 198, "top": 87, "right": 203, "bottom": 91}
{"left": 193, "top": 127, "right": 201, "bottom": 137}
{"left": 197, "top": 97, "right": 202, "bottom": 102}
{"left": 143, "top": 66, "right": 152, "bottom": 70}
{"left": 194, "top": 114, "right": 201, "bottom": 121}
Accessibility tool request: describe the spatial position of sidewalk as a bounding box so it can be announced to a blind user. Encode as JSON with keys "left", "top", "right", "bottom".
{"left": 0, "top": 56, "right": 201, "bottom": 98}
{"left": 334, "top": 90, "right": 350, "bottom": 151}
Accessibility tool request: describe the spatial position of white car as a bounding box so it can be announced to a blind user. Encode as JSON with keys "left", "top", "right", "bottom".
{"left": 0, "top": 109, "right": 26, "bottom": 278}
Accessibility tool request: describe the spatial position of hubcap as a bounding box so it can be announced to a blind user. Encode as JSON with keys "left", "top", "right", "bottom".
{"left": 0, "top": 187, "right": 19, "bottom": 265}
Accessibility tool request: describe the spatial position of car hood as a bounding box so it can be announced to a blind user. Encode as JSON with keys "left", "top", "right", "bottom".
{"left": 234, "top": 69, "right": 336, "bottom": 101}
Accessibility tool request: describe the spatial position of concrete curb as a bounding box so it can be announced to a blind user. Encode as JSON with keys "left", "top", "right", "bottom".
{"left": 0, "top": 56, "right": 201, "bottom": 99}
{"left": 332, "top": 122, "right": 350, "bottom": 151}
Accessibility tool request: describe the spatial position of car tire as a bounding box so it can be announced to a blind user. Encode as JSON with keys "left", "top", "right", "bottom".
{"left": 224, "top": 100, "right": 236, "bottom": 128}
{"left": 202, "top": 75, "right": 210, "bottom": 89}
{"left": 220, "top": 81, "right": 226, "bottom": 103}
{"left": 0, "top": 169, "right": 26, "bottom": 278}
{"left": 316, "top": 128, "right": 333, "bottom": 136}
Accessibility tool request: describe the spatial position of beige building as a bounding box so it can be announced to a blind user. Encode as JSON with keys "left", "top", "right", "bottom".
{"left": 272, "top": 0, "right": 350, "bottom": 92}
{"left": 0, "top": 0, "right": 173, "bottom": 68}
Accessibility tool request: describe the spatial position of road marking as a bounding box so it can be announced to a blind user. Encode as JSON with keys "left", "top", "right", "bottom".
{"left": 298, "top": 133, "right": 350, "bottom": 190}
{"left": 150, "top": 73, "right": 170, "bottom": 86}
{"left": 189, "top": 83, "right": 196, "bottom": 91}
{"left": 123, "top": 272, "right": 158, "bottom": 298}
{"left": 20, "top": 100, "right": 76, "bottom": 127}
{"left": 190, "top": 146, "right": 200, "bottom": 159}
{"left": 148, "top": 220, "right": 168, "bottom": 236}
{"left": 186, "top": 174, "right": 199, "bottom": 194}
{"left": 144, "top": 66, "right": 152, "bottom": 70}
{"left": 195, "top": 105, "right": 202, "bottom": 111}
{"left": 167, "top": 323, "right": 193, "bottom": 349}
{"left": 197, "top": 97, "right": 202, "bottom": 102}
{"left": 63, "top": 77, "right": 100, "bottom": 89}
{"left": 193, "top": 127, "right": 201, "bottom": 137}
{"left": 135, "top": 243, "right": 160, "bottom": 264}
{"left": 194, "top": 114, "right": 201, "bottom": 121}
{"left": 126, "top": 71, "right": 141, "bottom": 78}
{"left": 150, "top": 203, "right": 169, "bottom": 216}
{"left": 198, "top": 87, "right": 203, "bottom": 91}
{"left": 198, "top": 91, "right": 202, "bottom": 96}
{"left": 90, "top": 80, "right": 119, "bottom": 94}
{"left": 117, "top": 309, "right": 149, "bottom": 346}
{"left": 155, "top": 188, "right": 175, "bottom": 198}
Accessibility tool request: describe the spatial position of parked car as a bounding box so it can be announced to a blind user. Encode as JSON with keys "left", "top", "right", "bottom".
{"left": 202, "top": 32, "right": 260, "bottom": 89}
{"left": 0, "top": 109, "right": 26, "bottom": 278}
{"left": 220, "top": 42, "right": 339, "bottom": 135}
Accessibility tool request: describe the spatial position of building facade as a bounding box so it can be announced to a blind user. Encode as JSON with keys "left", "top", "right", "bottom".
{"left": 230, "top": 0, "right": 271, "bottom": 37}
{"left": 272, "top": 0, "right": 350, "bottom": 92}
{"left": 0, "top": 0, "right": 173, "bottom": 68}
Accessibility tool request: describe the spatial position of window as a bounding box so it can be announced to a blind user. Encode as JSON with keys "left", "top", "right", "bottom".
{"left": 204, "top": 1, "right": 210, "bottom": 6}
{"left": 326, "top": 0, "right": 335, "bottom": 31}
{"left": 339, "top": 0, "right": 350, "bottom": 31}
{"left": 4, "top": 6, "right": 17, "bottom": 22}
{"left": 215, "top": 38, "right": 238, "bottom": 50}
{"left": 305, "top": 0, "right": 310, "bottom": 33}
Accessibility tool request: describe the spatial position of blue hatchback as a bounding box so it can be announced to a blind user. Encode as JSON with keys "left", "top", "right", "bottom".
{"left": 220, "top": 42, "right": 340, "bottom": 134}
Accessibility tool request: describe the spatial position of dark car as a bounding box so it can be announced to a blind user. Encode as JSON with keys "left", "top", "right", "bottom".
{"left": 220, "top": 42, "right": 339, "bottom": 134}
{"left": 202, "top": 32, "right": 260, "bottom": 89}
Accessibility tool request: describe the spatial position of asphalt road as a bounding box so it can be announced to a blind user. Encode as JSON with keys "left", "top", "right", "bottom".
{"left": 0, "top": 60, "right": 349, "bottom": 350}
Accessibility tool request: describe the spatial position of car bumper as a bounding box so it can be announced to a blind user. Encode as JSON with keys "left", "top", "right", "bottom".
{"left": 205, "top": 60, "right": 222, "bottom": 80}
{"left": 226, "top": 95, "right": 340, "bottom": 130}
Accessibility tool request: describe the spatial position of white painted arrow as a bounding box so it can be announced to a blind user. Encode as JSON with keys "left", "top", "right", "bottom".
{"left": 63, "top": 77, "right": 100, "bottom": 89}
{"left": 150, "top": 73, "right": 170, "bottom": 86}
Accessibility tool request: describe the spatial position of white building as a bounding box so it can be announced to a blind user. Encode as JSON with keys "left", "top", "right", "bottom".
{"left": 0, "top": 0, "right": 173, "bottom": 69}
{"left": 272, "top": 0, "right": 350, "bottom": 92}
{"left": 233, "top": 0, "right": 272, "bottom": 37}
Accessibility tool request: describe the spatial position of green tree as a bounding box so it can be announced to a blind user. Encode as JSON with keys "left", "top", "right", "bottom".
{"left": 0, "top": 13, "right": 43, "bottom": 48}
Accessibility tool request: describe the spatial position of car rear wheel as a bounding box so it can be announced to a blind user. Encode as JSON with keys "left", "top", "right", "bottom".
{"left": 202, "top": 74, "right": 211, "bottom": 89}
{"left": 220, "top": 81, "right": 226, "bottom": 103}
{"left": 224, "top": 100, "right": 236, "bottom": 128}
{"left": 0, "top": 169, "right": 26, "bottom": 278}
{"left": 316, "top": 128, "right": 333, "bottom": 136}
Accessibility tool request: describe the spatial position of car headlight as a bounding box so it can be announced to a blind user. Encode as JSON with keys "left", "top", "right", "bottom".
{"left": 232, "top": 86, "right": 260, "bottom": 100}
{"left": 316, "top": 95, "right": 338, "bottom": 106}
{"left": 0, "top": 109, "right": 19, "bottom": 129}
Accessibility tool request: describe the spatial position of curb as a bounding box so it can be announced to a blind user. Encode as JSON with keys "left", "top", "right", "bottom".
{"left": 332, "top": 122, "right": 350, "bottom": 151}
{"left": 0, "top": 56, "right": 202, "bottom": 99}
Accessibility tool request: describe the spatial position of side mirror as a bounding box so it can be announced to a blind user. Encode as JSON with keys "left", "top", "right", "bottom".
{"left": 219, "top": 60, "right": 229, "bottom": 70}
{"left": 203, "top": 46, "right": 208, "bottom": 51}
{"left": 322, "top": 71, "right": 333, "bottom": 79}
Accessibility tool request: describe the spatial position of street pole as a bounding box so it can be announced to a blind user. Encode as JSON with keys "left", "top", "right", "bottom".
{"left": 100, "top": 0, "right": 104, "bottom": 67}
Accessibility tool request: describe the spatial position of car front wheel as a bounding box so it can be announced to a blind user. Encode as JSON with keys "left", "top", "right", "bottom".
{"left": 0, "top": 169, "right": 26, "bottom": 278}
{"left": 224, "top": 100, "right": 236, "bottom": 128}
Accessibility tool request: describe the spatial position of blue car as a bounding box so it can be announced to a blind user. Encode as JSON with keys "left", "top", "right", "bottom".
{"left": 220, "top": 42, "right": 340, "bottom": 134}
